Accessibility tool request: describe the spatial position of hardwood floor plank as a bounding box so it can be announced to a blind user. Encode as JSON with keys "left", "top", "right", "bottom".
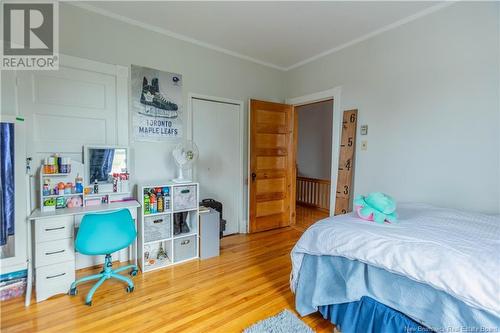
{"left": 1, "top": 223, "right": 332, "bottom": 333}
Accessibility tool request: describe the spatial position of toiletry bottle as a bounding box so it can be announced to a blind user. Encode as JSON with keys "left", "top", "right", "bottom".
{"left": 43, "top": 158, "right": 49, "bottom": 174}
{"left": 66, "top": 158, "right": 71, "bottom": 174}
{"left": 157, "top": 188, "right": 164, "bottom": 212}
{"left": 75, "top": 174, "right": 83, "bottom": 194}
{"left": 43, "top": 181, "right": 50, "bottom": 196}
{"left": 143, "top": 189, "right": 150, "bottom": 215}
{"left": 47, "top": 157, "right": 54, "bottom": 174}
{"left": 54, "top": 154, "right": 60, "bottom": 173}
{"left": 94, "top": 179, "right": 99, "bottom": 194}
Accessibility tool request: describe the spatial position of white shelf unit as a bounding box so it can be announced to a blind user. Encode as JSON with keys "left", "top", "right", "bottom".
{"left": 40, "top": 161, "right": 85, "bottom": 212}
{"left": 137, "top": 182, "right": 199, "bottom": 273}
{"left": 39, "top": 161, "right": 133, "bottom": 212}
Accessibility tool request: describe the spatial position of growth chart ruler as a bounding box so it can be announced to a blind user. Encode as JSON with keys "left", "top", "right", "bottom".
{"left": 334, "top": 109, "right": 357, "bottom": 215}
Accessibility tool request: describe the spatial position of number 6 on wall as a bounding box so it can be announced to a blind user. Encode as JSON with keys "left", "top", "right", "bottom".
{"left": 335, "top": 109, "right": 357, "bottom": 215}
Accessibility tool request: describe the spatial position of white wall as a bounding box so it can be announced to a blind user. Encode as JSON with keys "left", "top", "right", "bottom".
{"left": 58, "top": 3, "right": 285, "bottom": 187}
{"left": 1, "top": 71, "right": 17, "bottom": 116}
{"left": 296, "top": 100, "right": 333, "bottom": 180}
{"left": 3, "top": 1, "right": 498, "bottom": 217}
{"left": 286, "top": 2, "right": 500, "bottom": 214}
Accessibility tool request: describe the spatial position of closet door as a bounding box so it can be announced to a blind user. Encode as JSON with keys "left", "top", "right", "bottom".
{"left": 0, "top": 116, "right": 28, "bottom": 274}
{"left": 192, "top": 98, "right": 242, "bottom": 235}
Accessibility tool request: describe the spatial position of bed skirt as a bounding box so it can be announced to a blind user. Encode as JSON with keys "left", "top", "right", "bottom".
{"left": 319, "top": 296, "right": 430, "bottom": 333}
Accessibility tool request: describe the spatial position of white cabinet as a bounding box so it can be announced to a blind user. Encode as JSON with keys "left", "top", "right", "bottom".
{"left": 138, "top": 182, "right": 199, "bottom": 273}
{"left": 28, "top": 201, "right": 140, "bottom": 304}
{"left": 32, "top": 217, "right": 75, "bottom": 303}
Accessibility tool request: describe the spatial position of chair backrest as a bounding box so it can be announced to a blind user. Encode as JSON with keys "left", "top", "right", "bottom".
{"left": 76, "top": 209, "right": 136, "bottom": 255}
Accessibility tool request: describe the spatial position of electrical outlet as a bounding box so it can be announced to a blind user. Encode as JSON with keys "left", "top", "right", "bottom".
{"left": 361, "top": 141, "right": 368, "bottom": 151}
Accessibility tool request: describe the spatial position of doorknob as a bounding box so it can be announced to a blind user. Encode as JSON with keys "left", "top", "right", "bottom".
{"left": 251, "top": 172, "right": 257, "bottom": 182}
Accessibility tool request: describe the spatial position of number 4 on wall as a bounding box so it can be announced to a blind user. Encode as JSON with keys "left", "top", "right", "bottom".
{"left": 335, "top": 109, "right": 357, "bottom": 215}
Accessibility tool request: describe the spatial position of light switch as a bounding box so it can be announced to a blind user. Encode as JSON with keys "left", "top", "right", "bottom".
{"left": 360, "top": 125, "right": 368, "bottom": 135}
{"left": 361, "top": 141, "right": 368, "bottom": 151}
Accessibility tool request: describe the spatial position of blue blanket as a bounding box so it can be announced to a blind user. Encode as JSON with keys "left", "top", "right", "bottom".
{"left": 295, "top": 255, "right": 500, "bottom": 332}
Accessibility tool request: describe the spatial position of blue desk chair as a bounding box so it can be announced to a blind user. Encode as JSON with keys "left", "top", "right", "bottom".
{"left": 69, "top": 209, "right": 138, "bottom": 306}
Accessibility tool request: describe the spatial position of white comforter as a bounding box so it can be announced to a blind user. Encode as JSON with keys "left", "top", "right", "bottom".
{"left": 291, "top": 203, "right": 500, "bottom": 317}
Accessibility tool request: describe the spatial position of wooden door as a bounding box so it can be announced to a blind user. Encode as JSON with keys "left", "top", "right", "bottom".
{"left": 249, "top": 99, "right": 296, "bottom": 233}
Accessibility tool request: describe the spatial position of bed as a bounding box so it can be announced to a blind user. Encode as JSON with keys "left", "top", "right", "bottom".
{"left": 290, "top": 203, "right": 500, "bottom": 332}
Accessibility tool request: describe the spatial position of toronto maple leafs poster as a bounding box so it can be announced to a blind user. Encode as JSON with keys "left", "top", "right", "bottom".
{"left": 131, "top": 65, "right": 183, "bottom": 141}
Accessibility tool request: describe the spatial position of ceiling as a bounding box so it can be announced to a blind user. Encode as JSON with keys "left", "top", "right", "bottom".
{"left": 77, "top": 1, "right": 444, "bottom": 71}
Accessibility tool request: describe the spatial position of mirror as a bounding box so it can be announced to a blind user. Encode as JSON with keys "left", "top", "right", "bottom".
{"left": 84, "top": 146, "right": 128, "bottom": 185}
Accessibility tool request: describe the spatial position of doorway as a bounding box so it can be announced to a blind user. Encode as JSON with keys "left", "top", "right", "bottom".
{"left": 247, "top": 88, "right": 342, "bottom": 233}
{"left": 191, "top": 96, "right": 244, "bottom": 236}
{"left": 295, "top": 100, "right": 333, "bottom": 229}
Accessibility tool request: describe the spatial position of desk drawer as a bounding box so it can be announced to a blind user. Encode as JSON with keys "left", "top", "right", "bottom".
{"left": 35, "top": 261, "right": 75, "bottom": 302}
{"left": 35, "top": 239, "right": 74, "bottom": 267}
{"left": 35, "top": 216, "right": 74, "bottom": 243}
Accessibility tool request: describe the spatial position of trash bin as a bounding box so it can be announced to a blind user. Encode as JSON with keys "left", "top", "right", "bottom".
{"left": 199, "top": 208, "right": 220, "bottom": 259}
{"left": 200, "top": 198, "right": 226, "bottom": 238}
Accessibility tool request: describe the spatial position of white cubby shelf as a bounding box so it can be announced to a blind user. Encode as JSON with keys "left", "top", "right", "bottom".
{"left": 137, "top": 182, "right": 199, "bottom": 273}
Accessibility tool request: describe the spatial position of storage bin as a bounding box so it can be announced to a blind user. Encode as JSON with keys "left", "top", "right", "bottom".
{"left": 174, "top": 235, "right": 197, "bottom": 262}
{"left": 0, "top": 270, "right": 27, "bottom": 301}
{"left": 144, "top": 214, "right": 171, "bottom": 243}
{"left": 173, "top": 185, "right": 197, "bottom": 211}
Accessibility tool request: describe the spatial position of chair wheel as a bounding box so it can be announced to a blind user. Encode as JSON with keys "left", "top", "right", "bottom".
{"left": 126, "top": 286, "right": 134, "bottom": 293}
{"left": 69, "top": 287, "right": 78, "bottom": 296}
{"left": 130, "top": 269, "right": 138, "bottom": 277}
{"left": 85, "top": 301, "right": 92, "bottom": 306}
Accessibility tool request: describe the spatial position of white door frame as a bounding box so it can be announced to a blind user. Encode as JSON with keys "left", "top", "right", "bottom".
{"left": 188, "top": 93, "right": 246, "bottom": 234}
{"left": 286, "top": 86, "right": 342, "bottom": 216}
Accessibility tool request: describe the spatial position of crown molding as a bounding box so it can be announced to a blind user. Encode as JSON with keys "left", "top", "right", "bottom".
{"left": 66, "top": 1, "right": 455, "bottom": 72}
{"left": 284, "top": 1, "right": 455, "bottom": 71}
{"left": 66, "top": 1, "right": 288, "bottom": 71}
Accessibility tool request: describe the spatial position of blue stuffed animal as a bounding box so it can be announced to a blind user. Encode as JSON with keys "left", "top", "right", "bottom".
{"left": 353, "top": 192, "right": 398, "bottom": 224}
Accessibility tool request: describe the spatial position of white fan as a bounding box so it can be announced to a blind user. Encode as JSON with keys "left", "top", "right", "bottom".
{"left": 172, "top": 140, "right": 199, "bottom": 183}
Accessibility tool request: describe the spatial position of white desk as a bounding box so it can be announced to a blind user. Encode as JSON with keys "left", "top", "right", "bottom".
{"left": 26, "top": 200, "right": 140, "bottom": 306}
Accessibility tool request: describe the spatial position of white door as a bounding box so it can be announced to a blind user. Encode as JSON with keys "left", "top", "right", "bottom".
{"left": 192, "top": 98, "right": 242, "bottom": 235}
{"left": 16, "top": 55, "right": 124, "bottom": 167}
{"left": 16, "top": 55, "right": 129, "bottom": 268}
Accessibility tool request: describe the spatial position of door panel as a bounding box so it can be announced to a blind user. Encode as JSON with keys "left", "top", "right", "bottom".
{"left": 249, "top": 99, "right": 296, "bottom": 233}
{"left": 17, "top": 63, "right": 117, "bottom": 163}
{"left": 192, "top": 98, "right": 241, "bottom": 235}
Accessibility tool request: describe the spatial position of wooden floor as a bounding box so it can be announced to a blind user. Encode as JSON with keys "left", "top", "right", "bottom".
{"left": 0, "top": 227, "right": 334, "bottom": 333}
{"left": 294, "top": 204, "right": 330, "bottom": 231}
